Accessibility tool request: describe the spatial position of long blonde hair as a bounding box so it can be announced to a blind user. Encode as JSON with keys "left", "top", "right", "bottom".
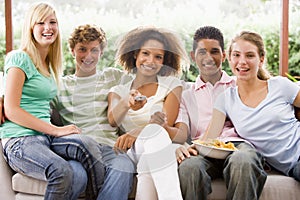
{"left": 20, "top": 2, "right": 62, "bottom": 83}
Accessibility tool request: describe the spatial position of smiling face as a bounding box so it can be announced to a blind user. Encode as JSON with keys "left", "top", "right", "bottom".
{"left": 32, "top": 14, "right": 58, "bottom": 48}
{"left": 192, "top": 39, "right": 225, "bottom": 81}
{"left": 135, "top": 39, "right": 165, "bottom": 77}
{"left": 72, "top": 40, "right": 102, "bottom": 77}
{"left": 229, "top": 39, "right": 264, "bottom": 81}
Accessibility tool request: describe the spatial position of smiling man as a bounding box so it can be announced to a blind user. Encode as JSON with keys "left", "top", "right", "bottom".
{"left": 174, "top": 26, "right": 267, "bottom": 200}
{"left": 51, "top": 24, "right": 135, "bottom": 200}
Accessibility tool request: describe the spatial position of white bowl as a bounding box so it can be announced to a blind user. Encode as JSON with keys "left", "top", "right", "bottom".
{"left": 192, "top": 141, "right": 237, "bottom": 159}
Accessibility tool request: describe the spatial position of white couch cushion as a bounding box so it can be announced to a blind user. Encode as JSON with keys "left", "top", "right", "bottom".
{"left": 12, "top": 166, "right": 300, "bottom": 200}
{"left": 12, "top": 173, "right": 46, "bottom": 195}
{"left": 12, "top": 172, "right": 135, "bottom": 199}
{"left": 206, "top": 170, "right": 300, "bottom": 200}
{"left": 15, "top": 193, "right": 44, "bottom": 200}
{"left": 260, "top": 174, "right": 300, "bottom": 200}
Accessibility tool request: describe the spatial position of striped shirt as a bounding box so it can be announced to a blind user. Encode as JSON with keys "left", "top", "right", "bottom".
{"left": 51, "top": 68, "right": 132, "bottom": 146}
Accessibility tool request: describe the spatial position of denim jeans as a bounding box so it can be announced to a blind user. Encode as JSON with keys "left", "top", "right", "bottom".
{"left": 66, "top": 144, "right": 136, "bottom": 200}
{"left": 69, "top": 146, "right": 135, "bottom": 200}
{"left": 178, "top": 142, "right": 267, "bottom": 200}
{"left": 69, "top": 160, "right": 88, "bottom": 199}
{"left": 288, "top": 157, "right": 300, "bottom": 181}
{"left": 3, "top": 134, "right": 106, "bottom": 200}
{"left": 97, "top": 145, "right": 135, "bottom": 200}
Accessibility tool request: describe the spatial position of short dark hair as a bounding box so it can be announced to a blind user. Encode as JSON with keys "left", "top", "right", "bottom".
{"left": 193, "top": 26, "right": 224, "bottom": 52}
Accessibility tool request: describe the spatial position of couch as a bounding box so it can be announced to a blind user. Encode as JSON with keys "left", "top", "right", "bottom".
{"left": 1, "top": 140, "right": 300, "bottom": 200}
{"left": 0, "top": 140, "right": 138, "bottom": 200}
{"left": 1, "top": 81, "right": 300, "bottom": 200}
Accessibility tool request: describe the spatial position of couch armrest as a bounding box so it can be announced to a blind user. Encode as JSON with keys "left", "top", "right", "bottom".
{"left": 0, "top": 140, "right": 16, "bottom": 200}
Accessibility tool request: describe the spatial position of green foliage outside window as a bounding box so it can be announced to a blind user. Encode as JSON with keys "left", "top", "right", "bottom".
{"left": 0, "top": 39, "right": 5, "bottom": 73}
{"left": 1, "top": 30, "right": 300, "bottom": 82}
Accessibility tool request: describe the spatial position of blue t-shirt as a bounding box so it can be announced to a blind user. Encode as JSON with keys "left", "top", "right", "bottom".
{"left": 215, "top": 76, "right": 300, "bottom": 175}
{"left": 0, "top": 50, "right": 57, "bottom": 138}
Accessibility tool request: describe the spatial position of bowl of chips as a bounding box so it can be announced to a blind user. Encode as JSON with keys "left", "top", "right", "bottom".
{"left": 192, "top": 139, "right": 238, "bottom": 159}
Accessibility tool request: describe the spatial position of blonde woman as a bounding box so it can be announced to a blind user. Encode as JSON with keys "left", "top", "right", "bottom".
{"left": 0, "top": 3, "right": 105, "bottom": 199}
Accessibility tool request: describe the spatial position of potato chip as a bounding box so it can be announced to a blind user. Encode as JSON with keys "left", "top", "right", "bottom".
{"left": 193, "top": 139, "right": 237, "bottom": 151}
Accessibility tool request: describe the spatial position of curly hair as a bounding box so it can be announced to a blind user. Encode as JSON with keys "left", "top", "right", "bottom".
{"left": 115, "top": 26, "right": 189, "bottom": 76}
{"left": 68, "top": 24, "right": 107, "bottom": 51}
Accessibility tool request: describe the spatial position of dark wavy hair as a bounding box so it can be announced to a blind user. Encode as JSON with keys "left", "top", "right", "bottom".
{"left": 115, "top": 26, "right": 189, "bottom": 76}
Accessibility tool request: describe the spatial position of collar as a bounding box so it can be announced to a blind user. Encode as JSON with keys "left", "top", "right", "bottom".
{"left": 194, "top": 70, "right": 236, "bottom": 91}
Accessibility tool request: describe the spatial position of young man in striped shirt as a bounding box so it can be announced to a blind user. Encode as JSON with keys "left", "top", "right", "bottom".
{"left": 51, "top": 24, "right": 135, "bottom": 200}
